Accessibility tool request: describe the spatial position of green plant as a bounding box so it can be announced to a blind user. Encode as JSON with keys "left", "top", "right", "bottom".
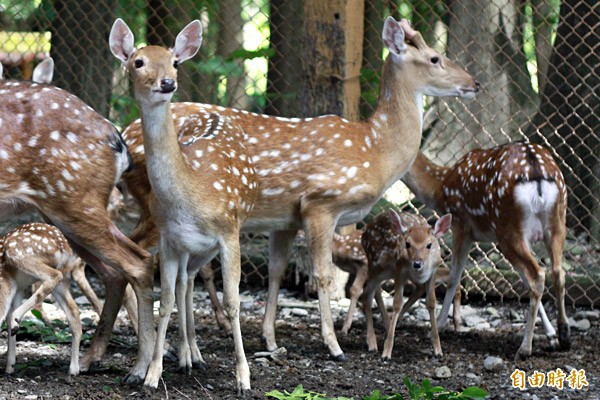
{"left": 264, "top": 380, "right": 488, "bottom": 400}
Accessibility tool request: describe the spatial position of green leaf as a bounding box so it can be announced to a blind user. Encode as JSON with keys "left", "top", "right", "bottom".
{"left": 30, "top": 309, "right": 44, "bottom": 321}
{"left": 459, "top": 387, "right": 488, "bottom": 399}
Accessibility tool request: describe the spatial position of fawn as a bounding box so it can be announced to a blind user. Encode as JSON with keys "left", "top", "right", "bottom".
{"left": 0, "top": 223, "right": 82, "bottom": 376}
{"left": 361, "top": 210, "right": 451, "bottom": 358}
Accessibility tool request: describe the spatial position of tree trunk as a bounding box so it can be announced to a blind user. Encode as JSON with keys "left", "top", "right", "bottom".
{"left": 527, "top": 0, "right": 599, "bottom": 238}
{"left": 531, "top": 0, "right": 557, "bottom": 93}
{"left": 424, "top": 0, "right": 534, "bottom": 163}
{"left": 50, "top": 0, "right": 115, "bottom": 117}
{"left": 217, "top": 0, "right": 248, "bottom": 109}
{"left": 265, "top": 0, "right": 303, "bottom": 116}
{"left": 301, "top": 0, "right": 364, "bottom": 120}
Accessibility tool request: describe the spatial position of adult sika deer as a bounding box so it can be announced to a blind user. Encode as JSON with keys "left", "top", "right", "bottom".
{"left": 402, "top": 142, "right": 570, "bottom": 360}
{"left": 0, "top": 65, "right": 155, "bottom": 382}
{"left": 120, "top": 17, "right": 478, "bottom": 361}
{"left": 109, "top": 19, "right": 257, "bottom": 392}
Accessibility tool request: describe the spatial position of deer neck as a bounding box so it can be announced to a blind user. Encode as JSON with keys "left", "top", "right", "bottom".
{"left": 138, "top": 100, "right": 190, "bottom": 202}
{"left": 402, "top": 152, "right": 448, "bottom": 212}
{"left": 369, "top": 59, "right": 425, "bottom": 181}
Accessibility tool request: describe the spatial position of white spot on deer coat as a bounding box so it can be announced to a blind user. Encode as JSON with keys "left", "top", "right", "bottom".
{"left": 50, "top": 131, "right": 60, "bottom": 141}
{"left": 262, "top": 188, "right": 285, "bottom": 196}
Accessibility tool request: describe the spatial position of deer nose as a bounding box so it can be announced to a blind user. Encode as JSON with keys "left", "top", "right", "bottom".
{"left": 474, "top": 80, "right": 481, "bottom": 92}
{"left": 412, "top": 261, "right": 424, "bottom": 270}
{"left": 160, "top": 78, "right": 176, "bottom": 93}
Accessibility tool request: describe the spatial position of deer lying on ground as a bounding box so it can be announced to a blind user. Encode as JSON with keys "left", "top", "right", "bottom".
{"left": 109, "top": 19, "right": 258, "bottom": 392}
{"left": 332, "top": 227, "right": 461, "bottom": 335}
{"left": 118, "top": 17, "right": 479, "bottom": 363}
{"left": 0, "top": 223, "right": 82, "bottom": 375}
{"left": 402, "top": 142, "right": 570, "bottom": 360}
{"left": 0, "top": 62, "right": 156, "bottom": 382}
{"left": 360, "top": 209, "right": 452, "bottom": 358}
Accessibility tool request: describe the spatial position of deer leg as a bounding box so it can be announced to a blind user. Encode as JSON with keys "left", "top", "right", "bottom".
{"left": 375, "top": 288, "right": 389, "bottom": 330}
{"left": 262, "top": 230, "right": 296, "bottom": 352}
{"left": 426, "top": 277, "right": 442, "bottom": 357}
{"left": 144, "top": 243, "right": 182, "bottom": 389}
{"left": 400, "top": 284, "right": 426, "bottom": 318}
{"left": 122, "top": 285, "right": 139, "bottom": 335}
{"left": 382, "top": 278, "right": 405, "bottom": 360}
{"left": 185, "top": 270, "right": 207, "bottom": 369}
{"left": 546, "top": 215, "right": 570, "bottom": 350}
{"left": 219, "top": 233, "right": 251, "bottom": 395}
{"left": 52, "top": 280, "right": 82, "bottom": 376}
{"left": 5, "top": 292, "right": 22, "bottom": 375}
{"left": 501, "top": 240, "right": 545, "bottom": 361}
{"left": 70, "top": 261, "right": 104, "bottom": 316}
{"left": 438, "top": 229, "right": 470, "bottom": 329}
{"left": 303, "top": 214, "right": 344, "bottom": 361}
{"left": 31, "top": 281, "right": 52, "bottom": 324}
{"left": 198, "top": 260, "right": 231, "bottom": 334}
{"left": 10, "top": 265, "right": 62, "bottom": 332}
{"left": 175, "top": 253, "right": 192, "bottom": 374}
{"left": 60, "top": 216, "right": 154, "bottom": 383}
{"left": 362, "top": 276, "right": 381, "bottom": 352}
{"left": 341, "top": 266, "right": 368, "bottom": 335}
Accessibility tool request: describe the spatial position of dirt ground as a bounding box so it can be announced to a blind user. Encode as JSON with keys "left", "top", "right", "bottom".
{"left": 0, "top": 285, "right": 598, "bottom": 400}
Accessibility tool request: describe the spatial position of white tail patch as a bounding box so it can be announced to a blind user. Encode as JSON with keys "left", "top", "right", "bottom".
{"left": 514, "top": 180, "right": 559, "bottom": 243}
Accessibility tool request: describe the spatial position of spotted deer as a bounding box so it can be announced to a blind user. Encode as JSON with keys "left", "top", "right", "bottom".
{"left": 0, "top": 223, "right": 82, "bottom": 375}
{"left": 2, "top": 57, "right": 139, "bottom": 334}
{"left": 333, "top": 227, "right": 460, "bottom": 335}
{"left": 0, "top": 69, "right": 156, "bottom": 382}
{"left": 402, "top": 142, "right": 570, "bottom": 360}
{"left": 360, "top": 210, "right": 451, "bottom": 358}
{"left": 109, "top": 19, "right": 258, "bottom": 392}
{"left": 119, "top": 17, "right": 478, "bottom": 362}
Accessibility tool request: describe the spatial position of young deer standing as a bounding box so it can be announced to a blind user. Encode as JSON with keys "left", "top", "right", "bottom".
{"left": 0, "top": 69, "right": 155, "bottom": 382}
{"left": 109, "top": 19, "right": 257, "bottom": 392}
{"left": 402, "top": 142, "right": 570, "bottom": 360}
{"left": 0, "top": 223, "right": 82, "bottom": 376}
{"left": 360, "top": 210, "right": 451, "bottom": 359}
{"left": 119, "top": 17, "right": 479, "bottom": 361}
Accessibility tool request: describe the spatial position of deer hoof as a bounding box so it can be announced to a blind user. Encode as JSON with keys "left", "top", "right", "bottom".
{"left": 331, "top": 352, "right": 347, "bottom": 362}
{"left": 237, "top": 385, "right": 252, "bottom": 399}
{"left": 558, "top": 323, "right": 571, "bottom": 350}
{"left": 514, "top": 349, "right": 531, "bottom": 362}
{"left": 193, "top": 360, "right": 208, "bottom": 370}
{"left": 381, "top": 356, "right": 391, "bottom": 362}
{"left": 124, "top": 373, "right": 144, "bottom": 385}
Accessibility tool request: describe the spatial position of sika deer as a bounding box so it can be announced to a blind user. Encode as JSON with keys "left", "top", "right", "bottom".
{"left": 360, "top": 210, "right": 451, "bottom": 358}
{"left": 402, "top": 142, "right": 570, "bottom": 360}
{"left": 334, "top": 227, "right": 460, "bottom": 335}
{"left": 0, "top": 223, "right": 82, "bottom": 375}
{"left": 109, "top": 19, "right": 257, "bottom": 392}
{"left": 0, "top": 70, "right": 155, "bottom": 381}
{"left": 119, "top": 17, "right": 478, "bottom": 361}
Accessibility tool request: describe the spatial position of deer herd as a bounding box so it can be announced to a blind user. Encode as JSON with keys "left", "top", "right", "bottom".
{"left": 0, "top": 15, "right": 571, "bottom": 395}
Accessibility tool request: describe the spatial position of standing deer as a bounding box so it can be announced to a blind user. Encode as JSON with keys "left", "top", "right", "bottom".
{"left": 118, "top": 16, "right": 479, "bottom": 362}
{"left": 109, "top": 19, "right": 258, "bottom": 392}
{"left": 334, "top": 227, "right": 461, "bottom": 335}
{"left": 0, "top": 66, "right": 155, "bottom": 383}
{"left": 360, "top": 210, "right": 451, "bottom": 358}
{"left": 402, "top": 142, "right": 570, "bottom": 360}
{"left": 0, "top": 223, "right": 82, "bottom": 376}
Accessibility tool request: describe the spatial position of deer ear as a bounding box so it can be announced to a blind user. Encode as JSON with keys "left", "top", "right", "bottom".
{"left": 32, "top": 57, "right": 54, "bottom": 84}
{"left": 433, "top": 214, "right": 452, "bottom": 238}
{"left": 173, "top": 20, "right": 202, "bottom": 63}
{"left": 109, "top": 18, "right": 135, "bottom": 64}
{"left": 388, "top": 209, "right": 408, "bottom": 234}
{"left": 382, "top": 16, "right": 407, "bottom": 57}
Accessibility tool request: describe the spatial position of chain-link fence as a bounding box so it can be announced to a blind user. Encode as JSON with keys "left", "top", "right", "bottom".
{"left": 1, "top": 0, "right": 598, "bottom": 307}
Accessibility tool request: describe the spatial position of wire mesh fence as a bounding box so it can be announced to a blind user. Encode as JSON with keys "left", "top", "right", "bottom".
{"left": 1, "top": 0, "right": 598, "bottom": 307}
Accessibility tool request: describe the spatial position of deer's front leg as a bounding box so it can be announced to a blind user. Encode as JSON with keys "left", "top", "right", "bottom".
{"left": 438, "top": 227, "right": 470, "bottom": 329}
{"left": 382, "top": 279, "right": 404, "bottom": 360}
{"left": 263, "top": 230, "right": 296, "bottom": 352}
{"left": 304, "top": 213, "right": 345, "bottom": 361}
{"left": 426, "top": 277, "right": 442, "bottom": 357}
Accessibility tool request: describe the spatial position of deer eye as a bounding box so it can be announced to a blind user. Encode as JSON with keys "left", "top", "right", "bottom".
{"left": 173, "top": 60, "right": 179, "bottom": 69}
{"left": 405, "top": 242, "right": 411, "bottom": 249}
{"left": 134, "top": 59, "right": 144, "bottom": 68}
{"left": 430, "top": 56, "right": 440, "bottom": 65}
{"left": 426, "top": 243, "right": 432, "bottom": 249}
